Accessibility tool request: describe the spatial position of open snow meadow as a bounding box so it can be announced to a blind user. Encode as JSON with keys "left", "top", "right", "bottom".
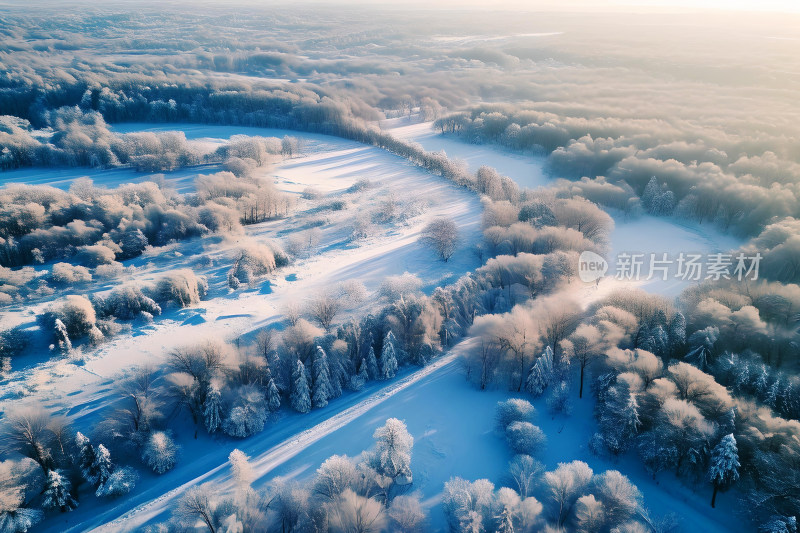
{"left": 1, "top": 3, "right": 800, "bottom": 533}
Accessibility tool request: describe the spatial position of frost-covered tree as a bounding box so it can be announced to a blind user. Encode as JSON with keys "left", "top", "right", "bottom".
{"left": 372, "top": 418, "right": 414, "bottom": 484}
{"left": 366, "top": 346, "right": 378, "bottom": 380}
{"left": 0, "top": 458, "right": 44, "bottom": 533}
{"left": 202, "top": 380, "right": 224, "bottom": 434}
{"left": 495, "top": 398, "right": 536, "bottom": 432}
{"left": 75, "top": 432, "right": 98, "bottom": 484}
{"left": 388, "top": 493, "right": 426, "bottom": 532}
{"left": 596, "top": 380, "right": 640, "bottom": 455}
{"left": 312, "top": 346, "right": 331, "bottom": 409}
{"left": 709, "top": 433, "right": 740, "bottom": 508}
{"left": 42, "top": 469, "right": 77, "bottom": 512}
{"left": 508, "top": 455, "right": 544, "bottom": 499}
{"left": 223, "top": 385, "right": 268, "bottom": 438}
{"left": 229, "top": 449, "right": 254, "bottom": 489}
{"left": 544, "top": 461, "right": 593, "bottom": 526}
{"left": 328, "top": 489, "right": 387, "bottom": 533}
{"left": 174, "top": 483, "right": 217, "bottom": 533}
{"left": 575, "top": 494, "right": 605, "bottom": 533}
{"left": 547, "top": 380, "right": 572, "bottom": 415}
{"left": 505, "top": 422, "right": 546, "bottom": 456}
{"left": 420, "top": 217, "right": 460, "bottom": 262}
{"left": 314, "top": 455, "right": 358, "bottom": 500}
{"left": 96, "top": 467, "right": 137, "bottom": 498}
{"left": 595, "top": 470, "right": 641, "bottom": 525}
{"left": 91, "top": 444, "right": 114, "bottom": 488}
{"left": 525, "top": 346, "right": 554, "bottom": 397}
{"left": 267, "top": 378, "right": 281, "bottom": 412}
{"left": 379, "top": 332, "right": 398, "bottom": 380}
{"left": 291, "top": 359, "right": 311, "bottom": 413}
{"left": 142, "top": 431, "right": 178, "bottom": 474}
{"left": 496, "top": 505, "right": 515, "bottom": 533}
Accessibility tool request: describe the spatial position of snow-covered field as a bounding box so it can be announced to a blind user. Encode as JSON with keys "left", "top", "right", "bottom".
{"left": 3, "top": 122, "right": 745, "bottom": 532}
{"left": 388, "top": 119, "right": 743, "bottom": 297}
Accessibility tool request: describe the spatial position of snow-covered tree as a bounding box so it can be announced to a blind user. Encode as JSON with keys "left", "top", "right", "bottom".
{"left": 75, "top": 432, "right": 98, "bottom": 484}
{"left": 544, "top": 461, "right": 593, "bottom": 526}
{"left": 597, "top": 381, "right": 640, "bottom": 455}
{"left": 595, "top": 470, "right": 641, "bottom": 525}
{"left": 420, "top": 217, "right": 460, "bottom": 262}
{"left": 388, "top": 493, "right": 426, "bottom": 532}
{"left": 525, "top": 346, "right": 554, "bottom": 397}
{"left": 546, "top": 380, "right": 572, "bottom": 415}
{"left": 495, "top": 398, "right": 536, "bottom": 432}
{"left": 574, "top": 494, "right": 604, "bottom": 533}
{"left": 312, "top": 346, "right": 331, "bottom": 409}
{"left": 372, "top": 418, "right": 414, "bottom": 484}
{"left": 96, "top": 467, "right": 137, "bottom": 498}
{"left": 53, "top": 318, "right": 71, "bottom": 354}
{"left": 313, "top": 455, "right": 358, "bottom": 500}
{"left": 42, "top": 470, "right": 77, "bottom": 512}
{"left": 223, "top": 385, "right": 268, "bottom": 438}
{"left": 267, "top": 378, "right": 281, "bottom": 412}
{"left": 508, "top": 454, "right": 543, "bottom": 499}
{"left": 91, "top": 444, "right": 114, "bottom": 488}
{"left": 229, "top": 449, "right": 254, "bottom": 489}
{"left": 328, "top": 489, "right": 387, "bottom": 533}
{"left": 709, "top": 433, "right": 740, "bottom": 508}
{"left": 142, "top": 431, "right": 178, "bottom": 474}
{"left": 202, "top": 380, "right": 224, "bottom": 434}
{"left": 496, "top": 505, "right": 515, "bottom": 533}
{"left": 379, "top": 332, "right": 398, "bottom": 380}
{"left": 505, "top": 422, "right": 546, "bottom": 455}
{"left": 291, "top": 360, "right": 311, "bottom": 413}
{"left": 366, "top": 346, "right": 378, "bottom": 380}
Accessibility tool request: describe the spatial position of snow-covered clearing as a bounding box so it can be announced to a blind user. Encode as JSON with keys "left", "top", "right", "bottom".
{"left": 388, "top": 119, "right": 743, "bottom": 297}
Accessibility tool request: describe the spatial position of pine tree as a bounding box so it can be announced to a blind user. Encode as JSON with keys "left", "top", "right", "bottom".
{"left": 765, "top": 378, "right": 781, "bottom": 407}
{"left": 312, "top": 346, "right": 331, "bottom": 409}
{"left": 328, "top": 357, "right": 345, "bottom": 399}
{"left": 641, "top": 176, "right": 660, "bottom": 211}
{"left": 525, "top": 346, "right": 554, "bottom": 397}
{"left": 709, "top": 433, "right": 740, "bottom": 508}
{"left": 42, "top": 470, "right": 78, "bottom": 512}
{"left": 92, "top": 444, "right": 114, "bottom": 488}
{"left": 598, "top": 381, "right": 640, "bottom": 455}
{"left": 380, "top": 332, "right": 398, "bottom": 380}
{"left": 497, "top": 506, "right": 515, "bottom": 533}
{"left": 203, "top": 382, "right": 223, "bottom": 434}
{"left": 75, "top": 432, "right": 99, "bottom": 485}
{"left": 291, "top": 359, "right": 311, "bottom": 413}
{"left": 366, "top": 345, "right": 378, "bottom": 380}
{"left": 267, "top": 378, "right": 281, "bottom": 411}
{"left": 358, "top": 358, "right": 369, "bottom": 385}
{"left": 668, "top": 311, "right": 686, "bottom": 355}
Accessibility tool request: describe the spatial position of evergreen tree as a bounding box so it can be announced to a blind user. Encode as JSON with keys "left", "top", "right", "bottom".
{"left": 42, "top": 470, "right": 78, "bottom": 512}
{"left": 366, "top": 345, "right": 378, "bottom": 380}
{"left": 203, "top": 382, "right": 223, "bottom": 434}
{"left": 497, "top": 506, "right": 515, "bottom": 533}
{"left": 92, "top": 444, "right": 114, "bottom": 488}
{"left": 380, "top": 331, "right": 398, "bottom": 380}
{"left": 75, "top": 432, "right": 99, "bottom": 485}
{"left": 328, "top": 356, "right": 345, "bottom": 399}
{"left": 291, "top": 359, "right": 311, "bottom": 413}
{"left": 598, "top": 381, "right": 640, "bottom": 455}
{"left": 267, "top": 378, "right": 281, "bottom": 411}
{"left": 312, "top": 346, "right": 331, "bottom": 409}
{"left": 668, "top": 311, "right": 687, "bottom": 355}
{"left": 524, "top": 346, "right": 554, "bottom": 397}
{"left": 709, "top": 433, "right": 740, "bottom": 508}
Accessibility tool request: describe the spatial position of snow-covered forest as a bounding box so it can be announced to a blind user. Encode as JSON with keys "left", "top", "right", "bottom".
{"left": 1, "top": 1, "right": 799, "bottom": 532}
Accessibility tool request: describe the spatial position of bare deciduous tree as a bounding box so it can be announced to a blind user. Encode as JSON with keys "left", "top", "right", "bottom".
{"left": 420, "top": 217, "right": 459, "bottom": 262}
